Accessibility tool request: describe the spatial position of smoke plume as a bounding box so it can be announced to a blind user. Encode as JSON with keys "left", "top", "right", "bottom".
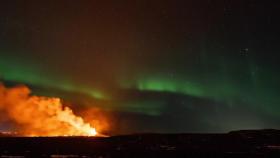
{"left": 0, "top": 83, "right": 98, "bottom": 136}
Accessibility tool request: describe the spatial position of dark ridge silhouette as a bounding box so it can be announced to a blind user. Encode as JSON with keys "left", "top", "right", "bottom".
{"left": 0, "top": 129, "right": 280, "bottom": 157}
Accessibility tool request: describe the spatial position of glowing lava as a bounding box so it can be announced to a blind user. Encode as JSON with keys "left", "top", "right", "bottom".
{"left": 0, "top": 84, "right": 98, "bottom": 136}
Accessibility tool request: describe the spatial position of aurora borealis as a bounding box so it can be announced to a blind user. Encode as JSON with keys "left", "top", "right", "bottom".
{"left": 0, "top": 1, "right": 279, "bottom": 135}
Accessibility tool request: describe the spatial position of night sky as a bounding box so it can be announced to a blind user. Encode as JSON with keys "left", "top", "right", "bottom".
{"left": 0, "top": 1, "right": 279, "bottom": 135}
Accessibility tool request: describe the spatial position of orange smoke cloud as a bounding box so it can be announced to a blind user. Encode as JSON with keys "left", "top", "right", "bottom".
{"left": 0, "top": 83, "right": 99, "bottom": 136}
{"left": 80, "top": 107, "right": 111, "bottom": 134}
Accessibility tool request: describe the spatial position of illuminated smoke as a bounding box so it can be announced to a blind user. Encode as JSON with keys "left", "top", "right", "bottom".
{"left": 0, "top": 83, "right": 98, "bottom": 136}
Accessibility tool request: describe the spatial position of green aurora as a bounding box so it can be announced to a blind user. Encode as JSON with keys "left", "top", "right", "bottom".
{"left": 0, "top": 55, "right": 106, "bottom": 100}
{"left": 120, "top": 61, "right": 280, "bottom": 118}
{"left": 1, "top": 54, "right": 280, "bottom": 118}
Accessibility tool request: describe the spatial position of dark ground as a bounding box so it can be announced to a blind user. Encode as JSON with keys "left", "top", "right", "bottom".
{"left": 0, "top": 129, "right": 280, "bottom": 157}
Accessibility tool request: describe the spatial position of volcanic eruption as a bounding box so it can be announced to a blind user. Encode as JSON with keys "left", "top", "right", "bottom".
{"left": 0, "top": 83, "right": 99, "bottom": 136}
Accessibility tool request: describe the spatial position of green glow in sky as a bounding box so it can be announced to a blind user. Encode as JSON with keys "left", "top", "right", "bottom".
{"left": 137, "top": 78, "right": 205, "bottom": 97}
{"left": 121, "top": 76, "right": 239, "bottom": 102}
{"left": 1, "top": 55, "right": 280, "bottom": 118}
{"left": 120, "top": 72, "right": 280, "bottom": 117}
{"left": 0, "top": 56, "right": 107, "bottom": 100}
